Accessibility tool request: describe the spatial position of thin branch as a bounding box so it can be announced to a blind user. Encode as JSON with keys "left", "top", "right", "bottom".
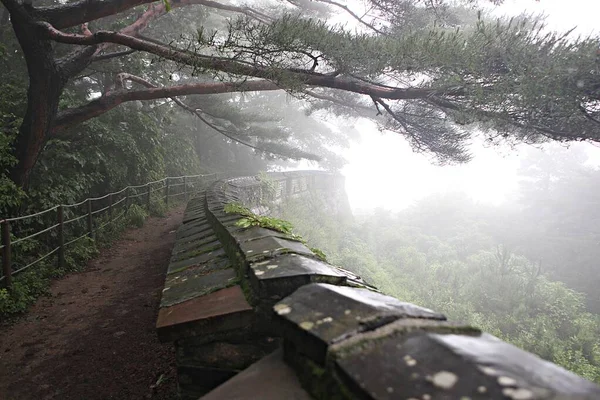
{"left": 294, "top": 0, "right": 385, "bottom": 35}
{"left": 91, "top": 49, "right": 136, "bottom": 62}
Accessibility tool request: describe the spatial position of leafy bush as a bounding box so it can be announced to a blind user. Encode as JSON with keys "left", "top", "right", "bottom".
{"left": 150, "top": 197, "right": 167, "bottom": 217}
{"left": 127, "top": 204, "right": 148, "bottom": 228}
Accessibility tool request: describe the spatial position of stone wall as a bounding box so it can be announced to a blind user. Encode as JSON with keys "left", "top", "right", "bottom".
{"left": 156, "top": 171, "right": 600, "bottom": 400}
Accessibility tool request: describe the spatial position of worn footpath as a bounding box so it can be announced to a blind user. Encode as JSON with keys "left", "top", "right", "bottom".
{"left": 0, "top": 207, "right": 184, "bottom": 400}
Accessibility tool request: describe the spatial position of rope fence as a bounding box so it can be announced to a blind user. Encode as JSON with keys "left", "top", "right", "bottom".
{"left": 0, "top": 172, "right": 223, "bottom": 288}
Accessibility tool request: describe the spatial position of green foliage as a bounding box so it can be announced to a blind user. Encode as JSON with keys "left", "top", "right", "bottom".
{"left": 0, "top": 237, "right": 98, "bottom": 318}
{"left": 224, "top": 202, "right": 294, "bottom": 234}
{"left": 279, "top": 192, "right": 600, "bottom": 383}
{"left": 310, "top": 247, "right": 328, "bottom": 262}
{"left": 0, "top": 35, "right": 27, "bottom": 215}
{"left": 150, "top": 197, "right": 168, "bottom": 217}
{"left": 126, "top": 204, "right": 148, "bottom": 228}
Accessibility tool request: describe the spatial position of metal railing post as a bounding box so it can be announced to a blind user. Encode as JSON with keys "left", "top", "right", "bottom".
{"left": 2, "top": 220, "right": 12, "bottom": 288}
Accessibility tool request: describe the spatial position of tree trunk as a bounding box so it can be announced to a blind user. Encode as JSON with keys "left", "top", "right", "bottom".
{"left": 6, "top": 6, "right": 66, "bottom": 189}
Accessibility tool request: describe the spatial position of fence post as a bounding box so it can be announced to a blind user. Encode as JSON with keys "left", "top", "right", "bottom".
{"left": 2, "top": 220, "right": 12, "bottom": 289}
{"left": 146, "top": 183, "right": 151, "bottom": 211}
{"left": 87, "top": 199, "right": 93, "bottom": 238}
{"left": 183, "top": 176, "right": 187, "bottom": 201}
{"left": 108, "top": 193, "right": 113, "bottom": 221}
{"left": 165, "top": 178, "right": 170, "bottom": 208}
{"left": 57, "top": 205, "right": 65, "bottom": 269}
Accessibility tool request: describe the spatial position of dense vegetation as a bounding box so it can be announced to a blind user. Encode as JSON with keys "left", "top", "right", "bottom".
{"left": 279, "top": 144, "right": 600, "bottom": 383}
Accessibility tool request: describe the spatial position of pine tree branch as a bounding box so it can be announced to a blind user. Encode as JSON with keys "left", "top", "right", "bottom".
{"left": 38, "top": 22, "right": 461, "bottom": 102}
{"left": 52, "top": 79, "right": 281, "bottom": 132}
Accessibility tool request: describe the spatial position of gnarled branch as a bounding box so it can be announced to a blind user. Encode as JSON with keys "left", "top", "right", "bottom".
{"left": 39, "top": 22, "right": 462, "bottom": 102}
{"left": 52, "top": 79, "right": 281, "bottom": 132}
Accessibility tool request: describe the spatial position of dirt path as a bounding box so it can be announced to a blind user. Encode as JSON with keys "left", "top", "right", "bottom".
{"left": 0, "top": 207, "right": 185, "bottom": 400}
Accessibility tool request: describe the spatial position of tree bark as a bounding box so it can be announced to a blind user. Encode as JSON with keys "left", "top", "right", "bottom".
{"left": 6, "top": 6, "right": 64, "bottom": 189}
{"left": 2, "top": 2, "right": 96, "bottom": 189}
{"left": 52, "top": 80, "right": 281, "bottom": 133}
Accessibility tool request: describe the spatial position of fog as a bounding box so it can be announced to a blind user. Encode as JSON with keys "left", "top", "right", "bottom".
{"left": 343, "top": 126, "right": 600, "bottom": 211}
{"left": 341, "top": 0, "right": 600, "bottom": 212}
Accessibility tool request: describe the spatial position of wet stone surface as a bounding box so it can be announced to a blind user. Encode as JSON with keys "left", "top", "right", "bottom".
{"left": 170, "top": 239, "right": 222, "bottom": 262}
{"left": 176, "top": 221, "right": 213, "bottom": 240}
{"left": 249, "top": 254, "right": 346, "bottom": 299}
{"left": 172, "top": 234, "right": 220, "bottom": 256}
{"left": 431, "top": 333, "right": 600, "bottom": 398}
{"left": 274, "top": 283, "right": 445, "bottom": 364}
{"left": 167, "top": 248, "right": 226, "bottom": 275}
{"left": 157, "top": 286, "right": 254, "bottom": 342}
{"left": 334, "top": 332, "right": 497, "bottom": 400}
{"left": 174, "top": 229, "right": 219, "bottom": 247}
{"left": 182, "top": 202, "right": 206, "bottom": 224}
{"left": 239, "top": 236, "right": 313, "bottom": 262}
{"left": 161, "top": 267, "right": 237, "bottom": 308}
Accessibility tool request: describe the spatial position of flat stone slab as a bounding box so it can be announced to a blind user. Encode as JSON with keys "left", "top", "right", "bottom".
{"left": 177, "top": 222, "right": 213, "bottom": 240}
{"left": 274, "top": 283, "right": 445, "bottom": 364}
{"left": 182, "top": 207, "right": 206, "bottom": 224}
{"left": 157, "top": 285, "right": 254, "bottom": 342}
{"left": 161, "top": 267, "right": 237, "bottom": 308}
{"left": 167, "top": 255, "right": 230, "bottom": 276}
{"left": 172, "top": 234, "right": 220, "bottom": 256}
{"left": 251, "top": 254, "right": 346, "bottom": 281}
{"left": 176, "top": 229, "right": 220, "bottom": 246}
{"left": 200, "top": 349, "right": 312, "bottom": 400}
{"left": 171, "top": 239, "right": 222, "bottom": 262}
{"left": 249, "top": 254, "right": 346, "bottom": 299}
{"left": 334, "top": 331, "right": 600, "bottom": 400}
{"left": 239, "top": 236, "right": 313, "bottom": 262}
{"left": 432, "top": 333, "right": 600, "bottom": 398}
{"left": 167, "top": 248, "right": 227, "bottom": 275}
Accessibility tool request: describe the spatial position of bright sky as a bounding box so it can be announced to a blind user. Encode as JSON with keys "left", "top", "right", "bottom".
{"left": 340, "top": 0, "right": 600, "bottom": 211}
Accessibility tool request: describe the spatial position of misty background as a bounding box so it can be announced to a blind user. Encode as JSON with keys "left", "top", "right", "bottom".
{"left": 337, "top": 0, "right": 600, "bottom": 211}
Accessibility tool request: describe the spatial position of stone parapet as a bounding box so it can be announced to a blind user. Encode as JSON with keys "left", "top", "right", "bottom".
{"left": 156, "top": 172, "right": 600, "bottom": 400}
